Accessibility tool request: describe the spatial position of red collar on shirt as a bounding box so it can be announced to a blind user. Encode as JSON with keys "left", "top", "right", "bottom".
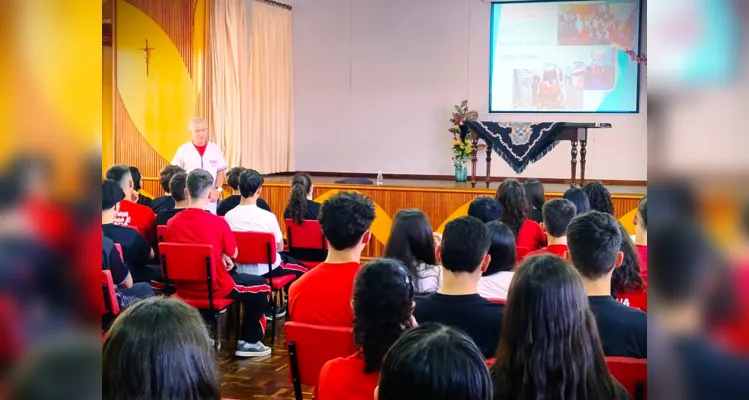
{"left": 193, "top": 142, "right": 207, "bottom": 157}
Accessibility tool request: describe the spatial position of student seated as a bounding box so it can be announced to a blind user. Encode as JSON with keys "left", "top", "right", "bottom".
{"left": 129, "top": 166, "right": 152, "bottom": 207}
{"left": 562, "top": 187, "right": 590, "bottom": 214}
{"left": 150, "top": 164, "right": 185, "bottom": 214}
{"left": 527, "top": 198, "right": 576, "bottom": 257}
{"left": 414, "top": 216, "right": 503, "bottom": 358}
{"left": 102, "top": 235, "right": 154, "bottom": 308}
{"left": 523, "top": 178, "right": 545, "bottom": 224}
{"left": 633, "top": 196, "right": 648, "bottom": 276}
{"left": 495, "top": 179, "right": 545, "bottom": 251}
{"left": 105, "top": 164, "right": 156, "bottom": 241}
{"left": 376, "top": 323, "right": 493, "bottom": 400}
{"left": 567, "top": 210, "right": 647, "bottom": 358}
{"left": 224, "top": 169, "right": 307, "bottom": 317}
{"left": 468, "top": 196, "right": 502, "bottom": 223}
{"left": 102, "top": 297, "right": 221, "bottom": 400}
{"left": 288, "top": 191, "right": 375, "bottom": 326}
{"left": 165, "top": 169, "right": 271, "bottom": 357}
{"left": 491, "top": 254, "right": 630, "bottom": 400}
{"left": 217, "top": 166, "right": 271, "bottom": 216}
{"left": 317, "top": 259, "right": 415, "bottom": 400}
{"left": 478, "top": 221, "right": 517, "bottom": 300}
{"left": 155, "top": 171, "right": 189, "bottom": 227}
{"left": 102, "top": 180, "right": 159, "bottom": 283}
{"left": 284, "top": 172, "right": 326, "bottom": 262}
{"left": 613, "top": 223, "right": 647, "bottom": 311}
{"left": 383, "top": 209, "right": 441, "bottom": 294}
{"left": 583, "top": 181, "right": 614, "bottom": 215}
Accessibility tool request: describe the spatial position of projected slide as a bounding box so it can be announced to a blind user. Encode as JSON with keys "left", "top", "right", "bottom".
{"left": 489, "top": 1, "right": 642, "bottom": 113}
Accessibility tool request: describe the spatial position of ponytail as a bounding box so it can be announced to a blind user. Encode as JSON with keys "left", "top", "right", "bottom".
{"left": 288, "top": 173, "right": 312, "bottom": 225}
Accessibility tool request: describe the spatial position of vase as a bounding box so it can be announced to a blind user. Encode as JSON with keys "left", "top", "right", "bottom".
{"left": 454, "top": 163, "right": 468, "bottom": 182}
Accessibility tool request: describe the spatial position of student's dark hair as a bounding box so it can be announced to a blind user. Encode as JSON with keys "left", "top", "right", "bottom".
{"left": 611, "top": 223, "right": 645, "bottom": 296}
{"left": 383, "top": 209, "right": 438, "bottom": 287}
{"left": 102, "top": 297, "right": 220, "bottom": 400}
{"left": 484, "top": 221, "right": 516, "bottom": 276}
{"left": 495, "top": 179, "right": 527, "bottom": 237}
{"left": 523, "top": 178, "right": 545, "bottom": 215}
{"left": 583, "top": 182, "right": 614, "bottom": 215}
{"left": 562, "top": 187, "right": 590, "bottom": 215}
{"left": 638, "top": 196, "right": 648, "bottom": 229}
{"left": 186, "top": 169, "right": 214, "bottom": 199}
{"left": 238, "top": 169, "right": 263, "bottom": 198}
{"left": 128, "top": 166, "right": 143, "bottom": 191}
{"left": 288, "top": 172, "right": 313, "bottom": 225}
{"left": 567, "top": 211, "right": 622, "bottom": 280}
{"left": 318, "top": 191, "right": 375, "bottom": 250}
{"left": 169, "top": 172, "right": 188, "bottom": 202}
{"left": 542, "top": 198, "right": 577, "bottom": 238}
{"left": 468, "top": 196, "right": 502, "bottom": 223}
{"left": 440, "top": 216, "right": 490, "bottom": 273}
{"left": 102, "top": 179, "right": 125, "bottom": 210}
{"left": 491, "top": 255, "right": 620, "bottom": 400}
{"left": 378, "top": 323, "right": 493, "bottom": 400}
{"left": 226, "top": 166, "right": 247, "bottom": 191}
{"left": 159, "top": 165, "right": 185, "bottom": 192}
{"left": 104, "top": 164, "right": 131, "bottom": 186}
{"left": 353, "top": 258, "right": 415, "bottom": 374}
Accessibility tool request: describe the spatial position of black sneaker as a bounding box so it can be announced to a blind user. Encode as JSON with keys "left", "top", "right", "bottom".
{"left": 264, "top": 306, "right": 287, "bottom": 320}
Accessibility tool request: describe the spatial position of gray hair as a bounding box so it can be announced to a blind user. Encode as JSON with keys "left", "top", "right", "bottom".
{"left": 186, "top": 169, "right": 214, "bottom": 199}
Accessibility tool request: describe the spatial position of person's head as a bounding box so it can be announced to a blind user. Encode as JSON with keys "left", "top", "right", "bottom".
{"left": 287, "top": 172, "right": 313, "bottom": 225}
{"left": 169, "top": 172, "right": 189, "bottom": 204}
{"left": 523, "top": 178, "right": 545, "bottom": 214}
{"left": 562, "top": 187, "right": 590, "bottom": 214}
{"left": 186, "top": 169, "right": 214, "bottom": 204}
{"left": 353, "top": 258, "right": 415, "bottom": 374}
{"left": 566, "top": 211, "right": 623, "bottom": 283}
{"left": 635, "top": 196, "right": 647, "bottom": 238}
{"left": 467, "top": 196, "right": 502, "bottom": 223}
{"left": 438, "top": 216, "right": 491, "bottom": 276}
{"left": 318, "top": 191, "right": 375, "bottom": 252}
{"left": 583, "top": 182, "right": 614, "bottom": 215}
{"left": 226, "top": 166, "right": 248, "bottom": 191}
{"left": 104, "top": 164, "right": 134, "bottom": 198}
{"left": 102, "top": 179, "right": 125, "bottom": 217}
{"left": 128, "top": 166, "right": 143, "bottom": 192}
{"left": 376, "top": 323, "right": 493, "bottom": 400}
{"left": 483, "top": 221, "right": 516, "bottom": 276}
{"left": 189, "top": 117, "right": 208, "bottom": 146}
{"left": 238, "top": 169, "right": 263, "bottom": 199}
{"left": 383, "top": 209, "right": 438, "bottom": 286}
{"left": 611, "top": 222, "right": 644, "bottom": 296}
{"left": 159, "top": 164, "right": 185, "bottom": 194}
{"left": 495, "top": 179, "right": 527, "bottom": 237}
{"left": 541, "top": 198, "right": 577, "bottom": 238}
{"left": 491, "top": 255, "right": 618, "bottom": 400}
{"left": 102, "top": 297, "right": 220, "bottom": 400}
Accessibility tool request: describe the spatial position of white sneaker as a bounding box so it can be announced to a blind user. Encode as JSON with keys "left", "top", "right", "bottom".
{"left": 235, "top": 340, "right": 272, "bottom": 358}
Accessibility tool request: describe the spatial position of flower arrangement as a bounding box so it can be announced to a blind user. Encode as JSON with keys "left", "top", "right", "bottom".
{"left": 449, "top": 100, "right": 478, "bottom": 167}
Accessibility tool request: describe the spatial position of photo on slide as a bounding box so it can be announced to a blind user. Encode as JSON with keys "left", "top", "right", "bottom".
{"left": 557, "top": 2, "right": 638, "bottom": 48}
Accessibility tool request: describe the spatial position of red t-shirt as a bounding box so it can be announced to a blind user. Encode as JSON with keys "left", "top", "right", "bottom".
{"left": 194, "top": 143, "right": 208, "bottom": 158}
{"left": 115, "top": 200, "right": 156, "bottom": 241}
{"left": 516, "top": 219, "right": 545, "bottom": 252}
{"left": 526, "top": 243, "right": 568, "bottom": 259}
{"left": 636, "top": 244, "right": 648, "bottom": 279}
{"left": 616, "top": 285, "right": 648, "bottom": 311}
{"left": 317, "top": 352, "right": 379, "bottom": 400}
{"left": 165, "top": 208, "right": 238, "bottom": 299}
{"left": 288, "top": 262, "right": 360, "bottom": 326}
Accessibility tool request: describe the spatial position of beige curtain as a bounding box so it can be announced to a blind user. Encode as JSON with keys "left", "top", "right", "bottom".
{"left": 243, "top": 0, "right": 294, "bottom": 173}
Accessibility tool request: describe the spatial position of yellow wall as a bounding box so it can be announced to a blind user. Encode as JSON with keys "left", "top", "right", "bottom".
{"left": 103, "top": 45, "right": 113, "bottom": 172}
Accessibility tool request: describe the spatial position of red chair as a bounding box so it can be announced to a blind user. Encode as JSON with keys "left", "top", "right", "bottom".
{"left": 285, "top": 321, "right": 356, "bottom": 400}
{"left": 486, "top": 298, "right": 506, "bottom": 304}
{"left": 101, "top": 270, "right": 120, "bottom": 340}
{"left": 158, "top": 242, "right": 235, "bottom": 351}
{"left": 156, "top": 225, "right": 167, "bottom": 242}
{"left": 285, "top": 219, "right": 328, "bottom": 269}
{"left": 606, "top": 357, "right": 647, "bottom": 400}
{"left": 233, "top": 231, "right": 297, "bottom": 344}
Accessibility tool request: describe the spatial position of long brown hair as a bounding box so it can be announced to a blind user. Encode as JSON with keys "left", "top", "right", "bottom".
{"left": 287, "top": 172, "right": 312, "bottom": 224}
{"left": 495, "top": 179, "right": 527, "bottom": 237}
{"left": 491, "top": 255, "right": 622, "bottom": 400}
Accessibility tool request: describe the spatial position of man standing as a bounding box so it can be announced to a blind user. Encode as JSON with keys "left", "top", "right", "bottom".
{"left": 171, "top": 117, "right": 227, "bottom": 214}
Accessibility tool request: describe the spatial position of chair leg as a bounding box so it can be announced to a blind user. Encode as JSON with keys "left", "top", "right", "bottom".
{"left": 213, "top": 312, "right": 220, "bottom": 352}
{"left": 270, "top": 291, "right": 277, "bottom": 344}
{"left": 235, "top": 302, "right": 241, "bottom": 341}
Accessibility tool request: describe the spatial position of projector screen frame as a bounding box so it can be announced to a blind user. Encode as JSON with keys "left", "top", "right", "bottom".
{"left": 488, "top": 0, "right": 643, "bottom": 114}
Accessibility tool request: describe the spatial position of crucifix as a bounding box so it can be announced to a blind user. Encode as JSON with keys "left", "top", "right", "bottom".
{"left": 139, "top": 39, "right": 155, "bottom": 76}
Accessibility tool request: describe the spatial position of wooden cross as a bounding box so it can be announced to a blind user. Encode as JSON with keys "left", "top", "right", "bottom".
{"left": 139, "top": 39, "right": 155, "bottom": 76}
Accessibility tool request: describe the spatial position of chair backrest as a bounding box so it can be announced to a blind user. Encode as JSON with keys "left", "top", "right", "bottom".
{"left": 113, "top": 243, "right": 124, "bottom": 261}
{"left": 486, "top": 298, "right": 506, "bottom": 304}
{"left": 285, "top": 219, "right": 328, "bottom": 250}
{"left": 285, "top": 321, "right": 356, "bottom": 387}
{"left": 157, "top": 225, "right": 168, "bottom": 242}
{"left": 606, "top": 357, "right": 647, "bottom": 400}
{"left": 233, "top": 231, "right": 277, "bottom": 267}
{"left": 101, "top": 270, "right": 120, "bottom": 316}
{"left": 158, "top": 242, "right": 214, "bottom": 283}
